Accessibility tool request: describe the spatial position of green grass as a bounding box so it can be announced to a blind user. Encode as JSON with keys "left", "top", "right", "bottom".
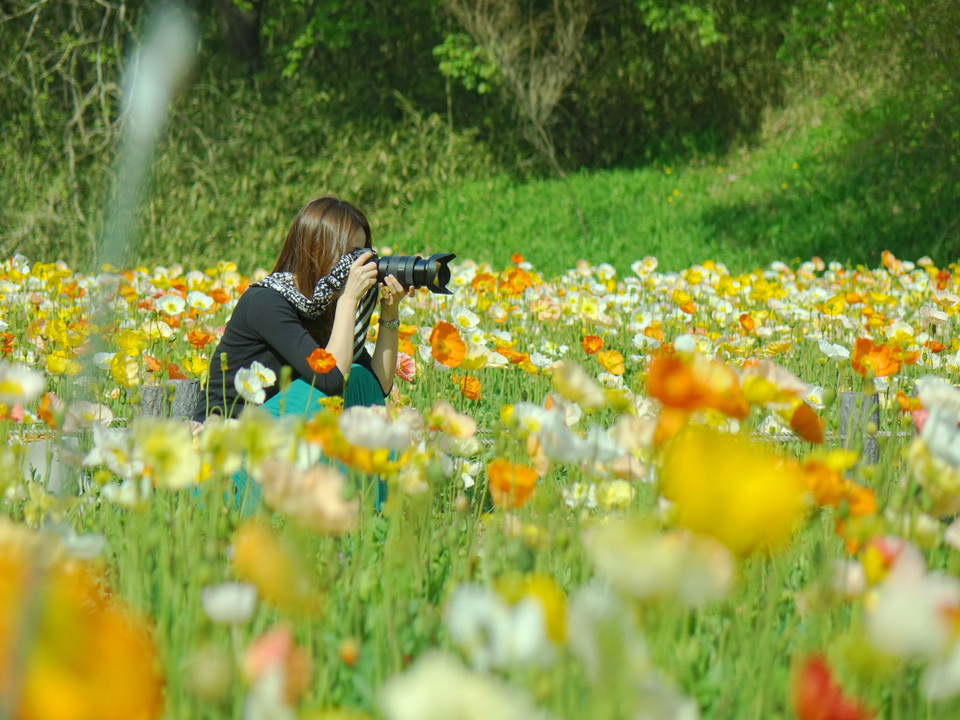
{"left": 385, "top": 71, "right": 959, "bottom": 277}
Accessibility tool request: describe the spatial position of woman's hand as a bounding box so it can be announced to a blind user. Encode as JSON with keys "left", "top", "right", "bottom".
{"left": 378, "top": 274, "right": 414, "bottom": 319}
{"left": 339, "top": 251, "right": 378, "bottom": 307}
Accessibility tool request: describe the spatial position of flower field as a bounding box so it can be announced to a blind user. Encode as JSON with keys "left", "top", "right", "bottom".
{"left": 3, "top": 249, "right": 960, "bottom": 719}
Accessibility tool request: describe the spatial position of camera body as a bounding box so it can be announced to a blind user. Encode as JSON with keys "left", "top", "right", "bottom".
{"left": 375, "top": 252, "right": 456, "bottom": 295}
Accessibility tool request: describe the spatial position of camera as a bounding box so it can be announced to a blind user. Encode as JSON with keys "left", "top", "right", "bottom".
{"left": 375, "top": 252, "right": 456, "bottom": 295}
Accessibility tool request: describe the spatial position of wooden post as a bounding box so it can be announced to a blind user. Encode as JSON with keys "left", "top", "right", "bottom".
{"left": 839, "top": 391, "right": 880, "bottom": 465}
{"left": 140, "top": 379, "right": 202, "bottom": 420}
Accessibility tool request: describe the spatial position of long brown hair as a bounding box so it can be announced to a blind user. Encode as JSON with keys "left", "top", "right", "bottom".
{"left": 272, "top": 196, "right": 372, "bottom": 298}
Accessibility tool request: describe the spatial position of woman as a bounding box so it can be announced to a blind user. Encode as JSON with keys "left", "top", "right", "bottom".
{"left": 193, "top": 196, "right": 411, "bottom": 509}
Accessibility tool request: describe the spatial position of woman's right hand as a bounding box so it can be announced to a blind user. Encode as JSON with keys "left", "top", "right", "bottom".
{"left": 339, "top": 251, "right": 377, "bottom": 306}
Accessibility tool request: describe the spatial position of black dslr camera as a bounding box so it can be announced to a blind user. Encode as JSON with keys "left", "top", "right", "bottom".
{"left": 375, "top": 252, "right": 456, "bottom": 295}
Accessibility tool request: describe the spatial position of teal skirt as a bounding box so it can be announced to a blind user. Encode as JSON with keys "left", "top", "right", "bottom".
{"left": 234, "top": 364, "right": 388, "bottom": 515}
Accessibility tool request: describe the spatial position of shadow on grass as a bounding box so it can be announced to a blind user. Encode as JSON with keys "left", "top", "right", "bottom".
{"left": 701, "top": 89, "right": 960, "bottom": 269}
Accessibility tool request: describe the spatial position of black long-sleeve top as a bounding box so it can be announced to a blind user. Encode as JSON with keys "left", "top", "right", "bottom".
{"left": 192, "top": 286, "right": 381, "bottom": 421}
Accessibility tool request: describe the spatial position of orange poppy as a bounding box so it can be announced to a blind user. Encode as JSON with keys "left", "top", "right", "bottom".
{"left": 597, "top": 349, "right": 625, "bottom": 375}
{"left": 487, "top": 458, "right": 538, "bottom": 509}
{"left": 470, "top": 272, "right": 497, "bottom": 294}
{"left": 187, "top": 329, "right": 216, "bottom": 350}
{"left": 307, "top": 347, "right": 336, "bottom": 374}
{"left": 499, "top": 267, "right": 535, "bottom": 295}
{"left": 789, "top": 401, "right": 825, "bottom": 444}
{"left": 581, "top": 335, "right": 604, "bottom": 354}
{"left": 739, "top": 313, "right": 755, "bottom": 332}
{"left": 495, "top": 345, "right": 528, "bottom": 364}
{"left": 850, "top": 337, "right": 900, "bottom": 377}
{"left": 644, "top": 323, "right": 664, "bottom": 343}
{"left": 459, "top": 375, "right": 481, "bottom": 401}
{"left": 646, "top": 352, "right": 749, "bottom": 420}
{"left": 167, "top": 362, "right": 187, "bottom": 380}
{"left": 801, "top": 460, "right": 876, "bottom": 518}
{"left": 895, "top": 390, "right": 922, "bottom": 412}
{"left": 209, "top": 288, "right": 231, "bottom": 305}
{"left": 430, "top": 321, "right": 466, "bottom": 368}
{"left": 0, "top": 332, "right": 14, "bottom": 357}
{"left": 143, "top": 354, "right": 163, "bottom": 373}
{"left": 1, "top": 529, "right": 165, "bottom": 720}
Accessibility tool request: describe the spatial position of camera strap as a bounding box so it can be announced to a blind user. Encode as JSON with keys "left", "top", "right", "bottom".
{"left": 353, "top": 285, "right": 377, "bottom": 361}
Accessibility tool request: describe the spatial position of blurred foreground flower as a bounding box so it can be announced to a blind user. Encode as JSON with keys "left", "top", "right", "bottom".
{"left": 231, "top": 520, "right": 324, "bottom": 615}
{"left": 0, "top": 519, "right": 164, "bottom": 720}
{"left": 659, "top": 425, "right": 809, "bottom": 555}
{"left": 791, "top": 654, "right": 874, "bottom": 720}
{"left": 583, "top": 520, "right": 733, "bottom": 607}
{"left": 0, "top": 362, "right": 45, "bottom": 406}
{"left": 444, "top": 582, "right": 555, "bottom": 671}
{"left": 646, "top": 352, "right": 749, "bottom": 420}
{"left": 201, "top": 582, "right": 257, "bottom": 624}
{"left": 379, "top": 650, "right": 555, "bottom": 720}
{"left": 256, "top": 457, "right": 358, "bottom": 533}
{"left": 243, "top": 624, "right": 314, "bottom": 708}
{"left": 486, "top": 458, "right": 538, "bottom": 509}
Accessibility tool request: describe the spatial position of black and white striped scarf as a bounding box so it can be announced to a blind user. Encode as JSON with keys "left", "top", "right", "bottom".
{"left": 251, "top": 248, "right": 378, "bottom": 360}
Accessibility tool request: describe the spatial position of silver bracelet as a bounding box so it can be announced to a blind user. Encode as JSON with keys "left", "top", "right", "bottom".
{"left": 379, "top": 317, "right": 400, "bottom": 330}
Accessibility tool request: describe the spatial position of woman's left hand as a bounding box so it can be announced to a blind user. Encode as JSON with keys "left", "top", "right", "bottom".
{"left": 379, "top": 274, "right": 414, "bottom": 315}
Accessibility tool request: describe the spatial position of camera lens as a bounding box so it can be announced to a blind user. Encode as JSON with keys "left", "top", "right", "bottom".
{"left": 376, "top": 253, "right": 456, "bottom": 294}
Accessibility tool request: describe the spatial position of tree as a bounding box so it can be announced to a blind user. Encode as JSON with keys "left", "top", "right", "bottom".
{"left": 445, "top": 0, "right": 592, "bottom": 235}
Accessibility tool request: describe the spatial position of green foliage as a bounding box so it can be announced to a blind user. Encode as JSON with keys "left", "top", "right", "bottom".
{"left": 0, "top": 0, "right": 956, "bottom": 271}
{"left": 637, "top": 0, "right": 727, "bottom": 47}
{"left": 433, "top": 32, "right": 498, "bottom": 95}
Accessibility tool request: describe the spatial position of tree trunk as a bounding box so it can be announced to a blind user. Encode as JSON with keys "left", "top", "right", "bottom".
{"left": 218, "top": 0, "right": 264, "bottom": 74}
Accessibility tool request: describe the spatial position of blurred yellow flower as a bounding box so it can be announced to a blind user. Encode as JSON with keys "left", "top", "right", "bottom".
{"left": 116, "top": 329, "right": 147, "bottom": 356}
{"left": 659, "top": 425, "right": 809, "bottom": 555}
{"left": 232, "top": 520, "right": 325, "bottom": 615}
{"left": 0, "top": 520, "right": 164, "bottom": 720}
{"left": 110, "top": 352, "right": 140, "bottom": 387}
{"left": 133, "top": 417, "right": 201, "bottom": 490}
{"left": 495, "top": 573, "right": 567, "bottom": 643}
{"left": 45, "top": 350, "right": 82, "bottom": 376}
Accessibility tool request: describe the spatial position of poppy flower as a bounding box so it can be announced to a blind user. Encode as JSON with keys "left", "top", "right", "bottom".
{"left": 307, "top": 347, "right": 337, "bottom": 374}
{"left": 486, "top": 458, "right": 538, "bottom": 509}
{"left": 597, "top": 349, "right": 625, "bottom": 375}
{"left": 187, "top": 328, "right": 216, "bottom": 350}
{"left": 659, "top": 425, "right": 808, "bottom": 555}
{"left": 581, "top": 335, "right": 603, "bottom": 354}
{"left": 1, "top": 523, "right": 165, "bottom": 720}
{"left": 429, "top": 321, "right": 466, "bottom": 368}
{"left": 790, "top": 401, "right": 825, "bottom": 444}
{"left": 396, "top": 352, "right": 416, "bottom": 382}
{"left": 646, "top": 352, "right": 749, "bottom": 420}
{"left": 232, "top": 520, "right": 324, "bottom": 615}
{"left": 850, "top": 338, "right": 900, "bottom": 377}
{"left": 791, "top": 654, "right": 874, "bottom": 720}
{"left": 459, "top": 374, "right": 482, "bottom": 401}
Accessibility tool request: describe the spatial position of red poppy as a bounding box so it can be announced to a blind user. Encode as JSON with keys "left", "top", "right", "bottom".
{"left": 791, "top": 655, "right": 874, "bottom": 720}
